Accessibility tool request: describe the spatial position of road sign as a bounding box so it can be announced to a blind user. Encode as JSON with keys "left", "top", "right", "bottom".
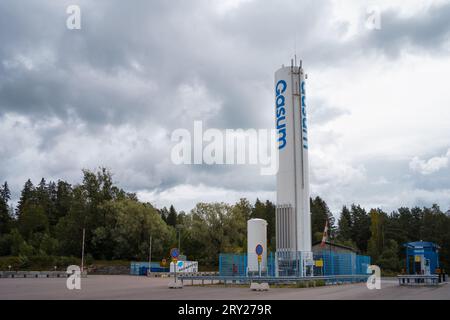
{"left": 315, "top": 259, "right": 323, "bottom": 267}
{"left": 170, "top": 248, "right": 179, "bottom": 259}
{"left": 257, "top": 255, "right": 262, "bottom": 263}
{"left": 255, "top": 244, "right": 263, "bottom": 256}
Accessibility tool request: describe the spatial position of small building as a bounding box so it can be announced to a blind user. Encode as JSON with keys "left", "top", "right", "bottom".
{"left": 312, "top": 240, "right": 358, "bottom": 255}
{"left": 311, "top": 241, "right": 370, "bottom": 276}
{"left": 403, "top": 241, "right": 440, "bottom": 275}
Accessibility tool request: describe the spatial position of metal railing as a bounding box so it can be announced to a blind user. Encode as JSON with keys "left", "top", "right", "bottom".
{"left": 0, "top": 271, "right": 88, "bottom": 278}
{"left": 178, "top": 274, "right": 370, "bottom": 285}
{"left": 397, "top": 274, "right": 440, "bottom": 286}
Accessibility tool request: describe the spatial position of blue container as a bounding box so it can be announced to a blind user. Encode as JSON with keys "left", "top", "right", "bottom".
{"left": 130, "top": 262, "right": 169, "bottom": 275}
{"left": 404, "top": 241, "right": 440, "bottom": 274}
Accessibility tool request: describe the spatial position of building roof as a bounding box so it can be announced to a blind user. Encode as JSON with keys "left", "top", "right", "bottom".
{"left": 403, "top": 241, "right": 440, "bottom": 249}
{"left": 312, "top": 240, "right": 358, "bottom": 253}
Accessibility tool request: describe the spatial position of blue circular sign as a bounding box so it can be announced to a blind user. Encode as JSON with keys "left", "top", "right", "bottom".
{"left": 255, "top": 244, "right": 263, "bottom": 256}
{"left": 170, "top": 248, "right": 179, "bottom": 258}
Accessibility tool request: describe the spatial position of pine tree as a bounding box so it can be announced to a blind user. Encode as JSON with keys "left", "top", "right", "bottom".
{"left": 367, "top": 209, "right": 386, "bottom": 263}
{"left": 55, "top": 180, "right": 73, "bottom": 221}
{"left": 264, "top": 200, "right": 276, "bottom": 251}
{"left": 0, "top": 181, "right": 12, "bottom": 234}
{"left": 311, "top": 196, "right": 335, "bottom": 242}
{"left": 337, "top": 205, "right": 353, "bottom": 241}
{"left": 166, "top": 205, "right": 177, "bottom": 227}
{"left": 47, "top": 181, "right": 58, "bottom": 226}
{"left": 350, "top": 204, "right": 371, "bottom": 253}
{"left": 251, "top": 198, "right": 266, "bottom": 220}
{"left": 160, "top": 207, "right": 169, "bottom": 223}
{"left": 0, "top": 181, "right": 11, "bottom": 202}
{"left": 17, "top": 179, "right": 35, "bottom": 217}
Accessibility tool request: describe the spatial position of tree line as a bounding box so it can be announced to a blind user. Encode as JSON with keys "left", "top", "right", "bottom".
{"left": 0, "top": 168, "right": 449, "bottom": 272}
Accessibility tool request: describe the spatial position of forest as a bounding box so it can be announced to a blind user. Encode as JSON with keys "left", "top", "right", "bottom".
{"left": 1, "top": 168, "right": 449, "bottom": 272}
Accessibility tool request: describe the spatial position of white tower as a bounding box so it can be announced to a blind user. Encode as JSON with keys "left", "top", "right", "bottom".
{"left": 274, "top": 60, "right": 313, "bottom": 276}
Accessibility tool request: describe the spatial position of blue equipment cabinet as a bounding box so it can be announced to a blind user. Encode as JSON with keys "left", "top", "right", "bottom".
{"left": 403, "top": 241, "right": 440, "bottom": 275}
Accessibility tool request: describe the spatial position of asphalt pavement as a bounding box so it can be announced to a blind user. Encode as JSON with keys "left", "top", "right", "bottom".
{"left": 0, "top": 275, "right": 448, "bottom": 300}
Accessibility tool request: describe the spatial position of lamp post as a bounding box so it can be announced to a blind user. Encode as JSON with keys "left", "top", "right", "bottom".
{"left": 176, "top": 224, "right": 183, "bottom": 254}
{"left": 148, "top": 235, "right": 152, "bottom": 276}
{"left": 81, "top": 228, "right": 86, "bottom": 273}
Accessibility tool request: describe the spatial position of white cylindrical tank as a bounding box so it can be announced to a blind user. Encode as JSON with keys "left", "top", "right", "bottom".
{"left": 247, "top": 218, "right": 268, "bottom": 272}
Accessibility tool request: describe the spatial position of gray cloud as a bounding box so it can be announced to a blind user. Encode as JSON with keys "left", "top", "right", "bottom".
{"left": 362, "top": 3, "right": 450, "bottom": 58}
{"left": 1, "top": 0, "right": 450, "bottom": 213}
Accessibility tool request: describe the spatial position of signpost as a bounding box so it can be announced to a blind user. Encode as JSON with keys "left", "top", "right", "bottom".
{"left": 255, "top": 244, "right": 263, "bottom": 277}
{"left": 148, "top": 235, "right": 152, "bottom": 276}
{"left": 315, "top": 259, "right": 324, "bottom": 276}
{"left": 171, "top": 248, "right": 179, "bottom": 282}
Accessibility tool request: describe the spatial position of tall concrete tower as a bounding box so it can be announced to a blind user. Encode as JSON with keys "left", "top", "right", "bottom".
{"left": 274, "top": 60, "right": 313, "bottom": 276}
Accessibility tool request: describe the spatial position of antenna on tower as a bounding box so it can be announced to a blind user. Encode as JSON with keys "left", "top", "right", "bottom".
{"left": 294, "top": 32, "right": 297, "bottom": 64}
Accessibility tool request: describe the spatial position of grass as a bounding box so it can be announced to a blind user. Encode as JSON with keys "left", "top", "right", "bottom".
{"left": 271, "top": 280, "right": 326, "bottom": 288}
{"left": 0, "top": 255, "right": 81, "bottom": 271}
{"left": 0, "top": 256, "right": 132, "bottom": 271}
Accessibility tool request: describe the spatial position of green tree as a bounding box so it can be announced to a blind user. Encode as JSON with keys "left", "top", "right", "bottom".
{"left": 9, "top": 229, "right": 26, "bottom": 256}
{"left": 350, "top": 204, "right": 371, "bottom": 253}
{"left": 367, "top": 209, "right": 386, "bottom": 263}
{"left": 159, "top": 207, "right": 169, "bottom": 223}
{"left": 337, "top": 206, "right": 352, "bottom": 242}
{"left": 310, "top": 196, "right": 335, "bottom": 242}
{"left": 378, "top": 239, "right": 400, "bottom": 272}
{"left": 54, "top": 180, "right": 73, "bottom": 223}
{"left": 17, "top": 203, "right": 49, "bottom": 241}
{"left": 186, "top": 203, "right": 232, "bottom": 266}
{"left": 264, "top": 200, "right": 276, "bottom": 251}
{"left": 17, "top": 179, "right": 35, "bottom": 218}
{"left": 110, "top": 200, "right": 173, "bottom": 260}
{"left": 0, "top": 181, "right": 12, "bottom": 234}
{"left": 166, "top": 205, "right": 177, "bottom": 227}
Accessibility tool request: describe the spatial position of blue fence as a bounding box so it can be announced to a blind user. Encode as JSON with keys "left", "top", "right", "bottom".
{"left": 219, "top": 252, "right": 370, "bottom": 277}
{"left": 219, "top": 253, "right": 276, "bottom": 277}
{"left": 130, "top": 261, "right": 169, "bottom": 275}
{"left": 313, "top": 251, "right": 371, "bottom": 276}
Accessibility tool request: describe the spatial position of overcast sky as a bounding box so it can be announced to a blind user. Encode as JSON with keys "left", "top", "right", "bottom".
{"left": 1, "top": 0, "right": 450, "bottom": 215}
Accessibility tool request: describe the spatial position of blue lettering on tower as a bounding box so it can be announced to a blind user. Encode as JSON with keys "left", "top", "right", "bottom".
{"left": 300, "top": 80, "right": 308, "bottom": 149}
{"left": 275, "top": 80, "right": 287, "bottom": 150}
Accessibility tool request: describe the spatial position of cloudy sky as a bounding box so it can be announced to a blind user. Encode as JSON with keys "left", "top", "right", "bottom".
{"left": 1, "top": 0, "right": 450, "bottom": 215}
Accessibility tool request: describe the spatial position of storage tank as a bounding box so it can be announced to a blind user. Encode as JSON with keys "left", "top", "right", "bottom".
{"left": 247, "top": 218, "right": 268, "bottom": 273}
{"left": 275, "top": 62, "right": 311, "bottom": 254}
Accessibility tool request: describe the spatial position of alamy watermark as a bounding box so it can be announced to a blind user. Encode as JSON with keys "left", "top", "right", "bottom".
{"left": 171, "top": 121, "right": 279, "bottom": 175}
{"left": 366, "top": 265, "right": 381, "bottom": 290}
{"left": 365, "top": 6, "right": 381, "bottom": 30}
{"left": 66, "top": 265, "right": 81, "bottom": 290}
{"left": 66, "top": 5, "right": 81, "bottom": 30}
